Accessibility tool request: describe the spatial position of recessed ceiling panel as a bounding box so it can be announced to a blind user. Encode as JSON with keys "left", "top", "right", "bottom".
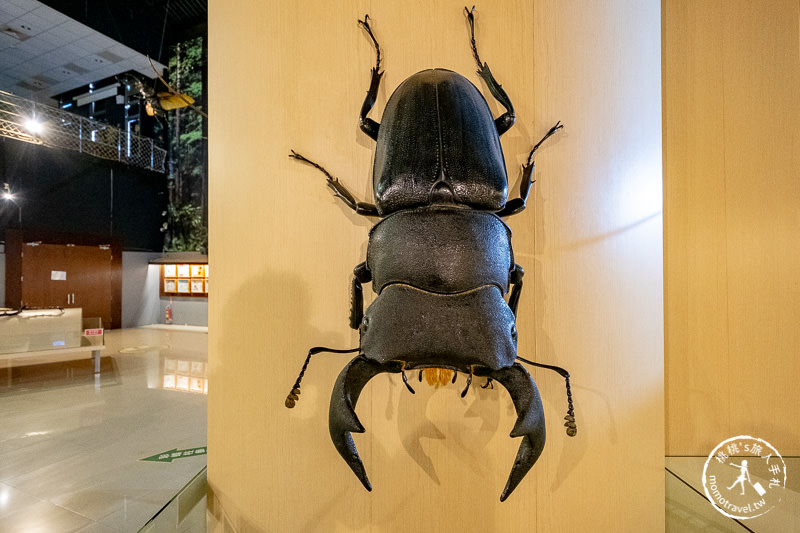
{"left": 0, "top": 0, "right": 166, "bottom": 104}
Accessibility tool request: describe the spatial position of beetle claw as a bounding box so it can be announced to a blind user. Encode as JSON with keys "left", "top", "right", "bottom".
{"left": 479, "top": 363, "right": 546, "bottom": 501}
{"left": 329, "top": 356, "right": 400, "bottom": 491}
{"left": 329, "top": 358, "right": 544, "bottom": 499}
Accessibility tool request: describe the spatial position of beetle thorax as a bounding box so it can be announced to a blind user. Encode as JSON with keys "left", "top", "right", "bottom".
{"left": 372, "top": 69, "right": 509, "bottom": 215}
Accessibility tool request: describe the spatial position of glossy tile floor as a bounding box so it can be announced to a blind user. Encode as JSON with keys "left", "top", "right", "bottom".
{"left": 666, "top": 457, "right": 799, "bottom": 532}
{"left": 9, "top": 327, "right": 796, "bottom": 532}
{"left": 0, "top": 327, "right": 207, "bottom": 532}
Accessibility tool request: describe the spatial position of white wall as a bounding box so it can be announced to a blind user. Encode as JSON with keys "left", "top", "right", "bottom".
{"left": 122, "top": 252, "right": 209, "bottom": 328}
{"left": 158, "top": 296, "right": 208, "bottom": 327}
{"left": 121, "top": 251, "right": 162, "bottom": 327}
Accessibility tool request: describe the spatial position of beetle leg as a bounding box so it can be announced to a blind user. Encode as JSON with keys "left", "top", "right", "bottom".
{"left": 464, "top": 6, "right": 515, "bottom": 135}
{"left": 460, "top": 367, "right": 474, "bottom": 398}
{"left": 358, "top": 15, "right": 383, "bottom": 141}
{"left": 400, "top": 362, "right": 416, "bottom": 394}
{"left": 477, "top": 363, "right": 546, "bottom": 501}
{"left": 496, "top": 122, "right": 564, "bottom": 217}
{"left": 507, "top": 265, "right": 524, "bottom": 316}
{"left": 350, "top": 262, "right": 371, "bottom": 329}
{"left": 329, "top": 356, "right": 401, "bottom": 491}
{"left": 289, "top": 151, "right": 380, "bottom": 216}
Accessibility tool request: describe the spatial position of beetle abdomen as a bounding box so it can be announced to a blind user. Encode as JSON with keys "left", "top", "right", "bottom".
{"left": 359, "top": 284, "right": 517, "bottom": 371}
{"left": 367, "top": 206, "right": 513, "bottom": 294}
{"left": 372, "top": 69, "right": 509, "bottom": 214}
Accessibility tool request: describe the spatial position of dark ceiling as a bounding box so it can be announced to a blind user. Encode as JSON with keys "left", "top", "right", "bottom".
{"left": 39, "top": 0, "right": 207, "bottom": 63}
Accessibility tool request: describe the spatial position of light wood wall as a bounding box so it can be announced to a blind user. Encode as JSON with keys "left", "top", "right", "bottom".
{"left": 664, "top": 0, "right": 800, "bottom": 455}
{"left": 208, "top": 1, "right": 663, "bottom": 531}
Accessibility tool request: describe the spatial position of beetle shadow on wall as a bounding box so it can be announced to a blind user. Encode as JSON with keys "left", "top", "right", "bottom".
{"left": 528, "top": 249, "right": 611, "bottom": 493}
{"left": 216, "top": 267, "right": 388, "bottom": 530}
{"left": 391, "top": 373, "right": 503, "bottom": 486}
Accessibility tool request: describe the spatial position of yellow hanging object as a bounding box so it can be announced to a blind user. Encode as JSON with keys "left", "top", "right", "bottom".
{"left": 158, "top": 92, "right": 195, "bottom": 110}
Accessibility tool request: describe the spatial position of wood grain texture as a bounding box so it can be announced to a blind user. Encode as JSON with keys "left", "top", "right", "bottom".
{"left": 208, "top": 1, "right": 663, "bottom": 531}
{"left": 664, "top": 0, "right": 800, "bottom": 456}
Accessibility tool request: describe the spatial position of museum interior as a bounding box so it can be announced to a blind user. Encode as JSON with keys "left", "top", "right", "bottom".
{"left": 0, "top": 0, "right": 798, "bottom": 532}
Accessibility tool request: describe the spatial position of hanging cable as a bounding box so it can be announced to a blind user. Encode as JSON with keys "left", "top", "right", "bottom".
{"left": 157, "top": 0, "right": 171, "bottom": 64}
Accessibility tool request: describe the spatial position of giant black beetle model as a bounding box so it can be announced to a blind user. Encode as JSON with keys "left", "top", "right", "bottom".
{"left": 285, "top": 7, "right": 575, "bottom": 502}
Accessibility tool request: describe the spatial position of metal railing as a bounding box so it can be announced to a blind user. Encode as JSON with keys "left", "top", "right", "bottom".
{"left": 0, "top": 90, "right": 166, "bottom": 173}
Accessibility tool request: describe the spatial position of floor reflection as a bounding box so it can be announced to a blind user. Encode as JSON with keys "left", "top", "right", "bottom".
{"left": 0, "top": 327, "right": 207, "bottom": 532}
{"left": 1, "top": 357, "right": 120, "bottom": 393}
{"left": 159, "top": 356, "right": 208, "bottom": 395}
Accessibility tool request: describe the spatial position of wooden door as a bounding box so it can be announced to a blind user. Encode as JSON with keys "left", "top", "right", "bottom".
{"left": 67, "top": 244, "right": 113, "bottom": 327}
{"left": 19, "top": 242, "right": 114, "bottom": 328}
{"left": 20, "top": 243, "right": 72, "bottom": 308}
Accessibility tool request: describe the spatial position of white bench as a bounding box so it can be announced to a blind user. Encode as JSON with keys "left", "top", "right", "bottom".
{"left": 1, "top": 343, "right": 106, "bottom": 374}
{"left": 1, "top": 308, "right": 106, "bottom": 375}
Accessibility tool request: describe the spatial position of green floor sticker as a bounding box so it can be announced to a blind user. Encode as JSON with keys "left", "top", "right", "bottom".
{"left": 141, "top": 447, "right": 207, "bottom": 463}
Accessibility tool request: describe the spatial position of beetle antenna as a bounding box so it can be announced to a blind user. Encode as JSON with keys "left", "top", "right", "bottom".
{"left": 285, "top": 346, "right": 360, "bottom": 408}
{"left": 516, "top": 356, "right": 577, "bottom": 436}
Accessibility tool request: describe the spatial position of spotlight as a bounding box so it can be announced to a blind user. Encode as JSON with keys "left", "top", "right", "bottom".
{"left": 2, "top": 183, "right": 13, "bottom": 201}
{"left": 24, "top": 118, "right": 44, "bottom": 135}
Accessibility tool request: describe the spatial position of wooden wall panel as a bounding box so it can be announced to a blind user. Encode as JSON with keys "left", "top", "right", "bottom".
{"left": 664, "top": 0, "right": 800, "bottom": 455}
{"left": 208, "top": 1, "right": 663, "bottom": 531}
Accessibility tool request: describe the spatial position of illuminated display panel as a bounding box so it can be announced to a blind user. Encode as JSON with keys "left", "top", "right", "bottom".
{"left": 160, "top": 263, "right": 208, "bottom": 297}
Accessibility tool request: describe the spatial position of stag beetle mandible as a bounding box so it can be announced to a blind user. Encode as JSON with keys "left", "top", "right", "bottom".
{"left": 286, "top": 7, "right": 575, "bottom": 502}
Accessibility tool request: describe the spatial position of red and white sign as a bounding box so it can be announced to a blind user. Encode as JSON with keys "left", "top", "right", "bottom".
{"left": 84, "top": 328, "right": 104, "bottom": 336}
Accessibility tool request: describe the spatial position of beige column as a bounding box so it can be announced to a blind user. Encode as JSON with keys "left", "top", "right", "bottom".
{"left": 664, "top": 0, "right": 800, "bottom": 455}
{"left": 209, "top": 1, "right": 663, "bottom": 530}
